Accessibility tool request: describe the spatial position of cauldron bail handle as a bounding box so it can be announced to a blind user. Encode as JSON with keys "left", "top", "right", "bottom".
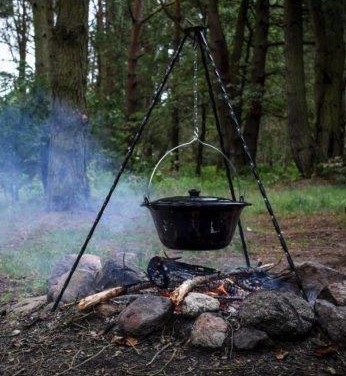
{"left": 145, "top": 135, "right": 242, "bottom": 201}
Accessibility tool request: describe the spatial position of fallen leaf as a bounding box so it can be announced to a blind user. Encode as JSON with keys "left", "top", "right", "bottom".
{"left": 216, "top": 284, "right": 228, "bottom": 296}
{"left": 326, "top": 366, "right": 336, "bottom": 375}
{"left": 275, "top": 348, "right": 289, "bottom": 361}
{"left": 314, "top": 343, "right": 338, "bottom": 357}
{"left": 125, "top": 337, "right": 139, "bottom": 347}
{"left": 111, "top": 335, "right": 139, "bottom": 347}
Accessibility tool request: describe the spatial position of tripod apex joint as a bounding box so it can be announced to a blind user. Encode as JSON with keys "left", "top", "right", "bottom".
{"left": 184, "top": 26, "right": 207, "bottom": 35}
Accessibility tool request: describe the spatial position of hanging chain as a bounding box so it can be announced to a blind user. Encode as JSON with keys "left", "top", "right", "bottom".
{"left": 193, "top": 44, "right": 199, "bottom": 139}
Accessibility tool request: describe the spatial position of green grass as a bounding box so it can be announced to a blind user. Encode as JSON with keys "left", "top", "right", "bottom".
{"left": 245, "top": 184, "right": 345, "bottom": 215}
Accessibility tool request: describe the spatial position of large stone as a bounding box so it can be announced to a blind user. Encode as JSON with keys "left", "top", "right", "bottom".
{"left": 117, "top": 295, "right": 173, "bottom": 337}
{"left": 190, "top": 313, "right": 229, "bottom": 348}
{"left": 95, "top": 259, "right": 144, "bottom": 291}
{"left": 47, "top": 269, "right": 96, "bottom": 303}
{"left": 286, "top": 262, "right": 346, "bottom": 301}
{"left": 238, "top": 290, "right": 314, "bottom": 338}
{"left": 315, "top": 299, "right": 346, "bottom": 343}
{"left": 47, "top": 254, "right": 101, "bottom": 287}
{"left": 10, "top": 295, "right": 47, "bottom": 316}
{"left": 318, "top": 280, "right": 346, "bottom": 306}
{"left": 233, "top": 327, "right": 269, "bottom": 350}
{"left": 181, "top": 292, "right": 220, "bottom": 318}
{"left": 47, "top": 254, "right": 101, "bottom": 303}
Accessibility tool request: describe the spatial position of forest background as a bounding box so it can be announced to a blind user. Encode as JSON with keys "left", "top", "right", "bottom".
{"left": 0, "top": 0, "right": 345, "bottom": 212}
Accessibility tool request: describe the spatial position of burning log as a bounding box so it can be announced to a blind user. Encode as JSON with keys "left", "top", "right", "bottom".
{"left": 170, "top": 263, "right": 276, "bottom": 306}
{"left": 170, "top": 274, "right": 221, "bottom": 305}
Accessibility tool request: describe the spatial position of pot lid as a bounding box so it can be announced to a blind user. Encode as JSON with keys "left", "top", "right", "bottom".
{"left": 143, "top": 189, "right": 251, "bottom": 208}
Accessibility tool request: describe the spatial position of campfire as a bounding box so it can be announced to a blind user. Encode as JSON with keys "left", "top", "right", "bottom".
{"left": 77, "top": 256, "right": 282, "bottom": 311}
{"left": 37, "top": 253, "right": 345, "bottom": 352}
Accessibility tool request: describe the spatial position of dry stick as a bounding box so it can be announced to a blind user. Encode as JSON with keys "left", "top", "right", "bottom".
{"left": 78, "top": 281, "right": 153, "bottom": 311}
{"left": 55, "top": 344, "right": 113, "bottom": 376}
{"left": 146, "top": 343, "right": 172, "bottom": 366}
{"left": 12, "top": 368, "right": 26, "bottom": 376}
{"left": 126, "top": 348, "right": 178, "bottom": 376}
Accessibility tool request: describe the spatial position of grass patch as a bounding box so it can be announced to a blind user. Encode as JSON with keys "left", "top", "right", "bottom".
{"left": 245, "top": 184, "right": 345, "bottom": 215}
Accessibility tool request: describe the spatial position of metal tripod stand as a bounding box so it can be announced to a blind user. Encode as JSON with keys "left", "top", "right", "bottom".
{"left": 52, "top": 27, "right": 307, "bottom": 311}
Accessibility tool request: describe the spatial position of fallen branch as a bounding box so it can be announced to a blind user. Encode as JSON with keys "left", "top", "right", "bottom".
{"left": 78, "top": 281, "right": 153, "bottom": 311}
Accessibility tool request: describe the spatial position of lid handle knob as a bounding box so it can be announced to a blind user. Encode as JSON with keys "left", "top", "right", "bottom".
{"left": 188, "top": 189, "right": 200, "bottom": 197}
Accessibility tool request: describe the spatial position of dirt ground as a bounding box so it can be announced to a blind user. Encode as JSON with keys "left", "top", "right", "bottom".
{"left": 0, "top": 212, "right": 345, "bottom": 376}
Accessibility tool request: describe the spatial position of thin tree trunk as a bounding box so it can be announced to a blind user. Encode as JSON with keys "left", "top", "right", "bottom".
{"left": 30, "top": 0, "right": 53, "bottom": 193}
{"left": 14, "top": 0, "right": 29, "bottom": 91}
{"left": 207, "top": 0, "right": 240, "bottom": 166}
{"left": 229, "top": 0, "right": 249, "bottom": 121}
{"left": 284, "top": 0, "right": 314, "bottom": 177}
{"left": 47, "top": 0, "right": 89, "bottom": 211}
{"left": 171, "top": 0, "right": 181, "bottom": 171}
{"left": 95, "top": 0, "right": 119, "bottom": 100}
{"left": 126, "top": 0, "right": 144, "bottom": 122}
{"left": 308, "top": 0, "right": 345, "bottom": 161}
{"left": 242, "top": 0, "right": 269, "bottom": 164}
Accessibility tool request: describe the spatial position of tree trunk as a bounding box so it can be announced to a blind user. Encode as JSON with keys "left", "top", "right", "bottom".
{"left": 242, "top": 0, "right": 269, "bottom": 165}
{"left": 14, "top": 0, "right": 29, "bottom": 91}
{"left": 30, "top": 0, "right": 53, "bottom": 193}
{"left": 229, "top": 0, "right": 249, "bottom": 121}
{"left": 30, "top": 0, "right": 52, "bottom": 82}
{"left": 95, "top": 0, "right": 120, "bottom": 100}
{"left": 284, "top": 0, "right": 314, "bottom": 177}
{"left": 207, "top": 0, "right": 240, "bottom": 166}
{"left": 47, "top": 0, "right": 89, "bottom": 211}
{"left": 171, "top": 0, "right": 181, "bottom": 172}
{"left": 126, "top": 0, "right": 144, "bottom": 122}
{"left": 308, "top": 0, "right": 345, "bottom": 162}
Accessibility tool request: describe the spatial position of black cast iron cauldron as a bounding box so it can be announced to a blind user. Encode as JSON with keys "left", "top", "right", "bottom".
{"left": 142, "top": 189, "right": 251, "bottom": 250}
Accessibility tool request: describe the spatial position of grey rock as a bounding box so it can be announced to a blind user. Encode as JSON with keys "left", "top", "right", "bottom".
{"left": 47, "top": 269, "right": 96, "bottom": 303}
{"left": 118, "top": 295, "right": 173, "bottom": 337}
{"left": 10, "top": 295, "right": 47, "bottom": 316}
{"left": 181, "top": 292, "right": 220, "bottom": 317}
{"left": 95, "top": 259, "right": 144, "bottom": 291}
{"left": 190, "top": 313, "right": 229, "bottom": 348}
{"left": 47, "top": 254, "right": 101, "bottom": 287}
{"left": 286, "top": 261, "right": 346, "bottom": 301}
{"left": 47, "top": 254, "right": 101, "bottom": 302}
{"left": 238, "top": 290, "right": 314, "bottom": 338}
{"left": 233, "top": 327, "right": 269, "bottom": 350}
{"left": 318, "top": 280, "right": 346, "bottom": 306}
{"left": 315, "top": 299, "right": 346, "bottom": 343}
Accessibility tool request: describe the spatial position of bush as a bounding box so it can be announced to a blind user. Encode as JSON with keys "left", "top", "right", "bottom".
{"left": 315, "top": 157, "right": 346, "bottom": 183}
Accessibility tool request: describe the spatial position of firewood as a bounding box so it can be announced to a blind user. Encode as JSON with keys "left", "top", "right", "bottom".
{"left": 170, "top": 274, "right": 221, "bottom": 306}
{"left": 170, "top": 264, "right": 276, "bottom": 306}
{"left": 77, "top": 281, "right": 154, "bottom": 311}
{"left": 78, "top": 287, "right": 125, "bottom": 311}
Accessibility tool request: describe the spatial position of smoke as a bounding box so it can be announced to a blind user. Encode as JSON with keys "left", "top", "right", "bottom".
{"left": 0, "top": 101, "right": 163, "bottom": 296}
